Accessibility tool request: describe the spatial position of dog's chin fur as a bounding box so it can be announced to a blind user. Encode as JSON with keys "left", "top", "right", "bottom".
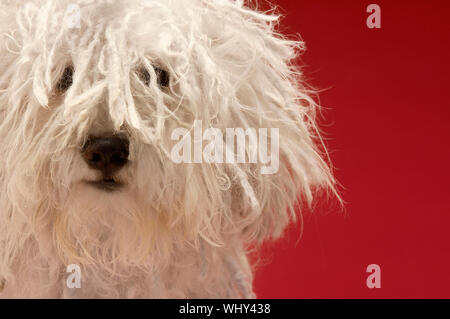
{"left": 0, "top": 0, "right": 337, "bottom": 298}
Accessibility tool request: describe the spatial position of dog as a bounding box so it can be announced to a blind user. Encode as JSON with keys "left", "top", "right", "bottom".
{"left": 0, "top": 0, "right": 336, "bottom": 298}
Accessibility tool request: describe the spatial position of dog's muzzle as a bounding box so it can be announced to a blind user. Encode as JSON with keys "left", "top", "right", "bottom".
{"left": 82, "top": 136, "right": 129, "bottom": 191}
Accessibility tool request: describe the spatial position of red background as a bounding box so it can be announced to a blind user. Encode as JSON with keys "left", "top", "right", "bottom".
{"left": 253, "top": 0, "right": 450, "bottom": 298}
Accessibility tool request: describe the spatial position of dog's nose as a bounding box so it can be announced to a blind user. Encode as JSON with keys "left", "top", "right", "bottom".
{"left": 82, "top": 137, "right": 129, "bottom": 176}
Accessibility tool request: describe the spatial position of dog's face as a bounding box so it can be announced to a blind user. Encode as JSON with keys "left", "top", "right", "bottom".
{"left": 0, "top": 0, "right": 334, "bottom": 280}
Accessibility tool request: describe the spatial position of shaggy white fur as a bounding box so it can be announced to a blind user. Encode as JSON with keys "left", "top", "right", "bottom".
{"left": 0, "top": 0, "right": 337, "bottom": 298}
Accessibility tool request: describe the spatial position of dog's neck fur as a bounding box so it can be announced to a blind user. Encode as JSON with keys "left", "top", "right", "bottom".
{"left": 1, "top": 234, "right": 254, "bottom": 298}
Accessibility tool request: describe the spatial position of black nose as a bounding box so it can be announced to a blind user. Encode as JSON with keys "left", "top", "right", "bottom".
{"left": 82, "top": 136, "right": 129, "bottom": 177}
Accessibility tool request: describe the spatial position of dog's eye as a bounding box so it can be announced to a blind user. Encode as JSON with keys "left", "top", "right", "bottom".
{"left": 56, "top": 66, "right": 74, "bottom": 92}
{"left": 154, "top": 66, "right": 169, "bottom": 87}
{"left": 137, "top": 66, "right": 169, "bottom": 88}
{"left": 137, "top": 68, "right": 151, "bottom": 86}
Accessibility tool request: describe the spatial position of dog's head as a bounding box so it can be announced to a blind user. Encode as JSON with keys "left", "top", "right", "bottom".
{"left": 0, "top": 0, "right": 336, "bottom": 271}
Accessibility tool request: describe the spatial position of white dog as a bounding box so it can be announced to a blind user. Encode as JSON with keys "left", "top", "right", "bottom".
{"left": 0, "top": 0, "right": 336, "bottom": 298}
